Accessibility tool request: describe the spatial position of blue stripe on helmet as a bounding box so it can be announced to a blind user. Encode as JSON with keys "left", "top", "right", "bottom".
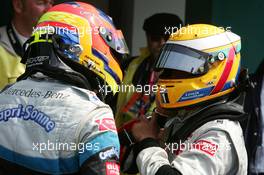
{"left": 92, "top": 48, "right": 121, "bottom": 84}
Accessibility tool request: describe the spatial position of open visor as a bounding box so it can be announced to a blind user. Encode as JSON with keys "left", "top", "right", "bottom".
{"left": 99, "top": 27, "right": 129, "bottom": 54}
{"left": 155, "top": 43, "right": 210, "bottom": 75}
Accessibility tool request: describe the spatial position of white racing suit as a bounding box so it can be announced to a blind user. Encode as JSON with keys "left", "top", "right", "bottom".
{"left": 134, "top": 119, "right": 248, "bottom": 175}
{"left": 0, "top": 77, "right": 120, "bottom": 174}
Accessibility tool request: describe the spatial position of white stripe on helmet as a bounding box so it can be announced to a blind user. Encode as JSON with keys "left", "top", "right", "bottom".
{"left": 167, "top": 31, "right": 240, "bottom": 51}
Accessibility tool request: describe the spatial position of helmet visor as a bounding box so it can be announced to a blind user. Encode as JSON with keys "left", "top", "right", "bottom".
{"left": 99, "top": 27, "right": 129, "bottom": 55}
{"left": 115, "top": 30, "right": 129, "bottom": 54}
{"left": 155, "top": 43, "right": 210, "bottom": 75}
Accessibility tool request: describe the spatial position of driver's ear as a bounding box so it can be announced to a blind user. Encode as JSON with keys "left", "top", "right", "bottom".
{"left": 12, "top": 0, "right": 24, "bottom": 14}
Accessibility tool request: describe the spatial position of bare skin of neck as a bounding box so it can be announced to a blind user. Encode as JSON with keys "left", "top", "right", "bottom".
{"left": 12, "top": 15, "right": 33, "bottom": 38}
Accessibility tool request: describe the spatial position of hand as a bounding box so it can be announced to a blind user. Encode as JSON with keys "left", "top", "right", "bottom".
{"left": 131, "top": 115, "right": 160, "bottom": 142}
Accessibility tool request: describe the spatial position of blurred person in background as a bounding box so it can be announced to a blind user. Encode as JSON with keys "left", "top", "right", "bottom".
{"left": 115, "top": 13, "right": 183, "bottom": 128}
{"left": 0, "top": 0, "right": 53, "bottom": 90}
{"left": 0, "top": 2, "right": 129, "bottom": 174}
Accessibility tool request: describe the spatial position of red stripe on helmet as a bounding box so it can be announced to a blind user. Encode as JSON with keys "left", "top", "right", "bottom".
{"left": 210, "top": 47, "right": 235, "bottom": 94}
{"left": 48, "top": 2, "right": 99, "bottom": 19}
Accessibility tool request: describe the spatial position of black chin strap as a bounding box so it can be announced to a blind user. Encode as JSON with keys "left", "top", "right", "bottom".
{"left": 6, "top": 23, "right": 24, "bottom": 57}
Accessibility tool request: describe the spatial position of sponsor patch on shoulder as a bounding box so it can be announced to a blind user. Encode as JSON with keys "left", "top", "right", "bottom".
{"left": 95, "top": 117, "right": 117, "bottom": 132}
{"left": 105, "top": 162, "right": 120, "bottom": 175}
{"left": 192, "top": 139, "right": 219, "bottom": 156}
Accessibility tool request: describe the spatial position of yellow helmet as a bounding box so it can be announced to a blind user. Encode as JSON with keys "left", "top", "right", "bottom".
{"left": 22, "top": 2, "right": 129, "bottom": 95}
{"left": 155, "top": 24, "right": 241, "bottom": 109}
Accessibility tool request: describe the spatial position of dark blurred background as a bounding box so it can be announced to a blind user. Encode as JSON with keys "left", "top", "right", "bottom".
{"left": 1, "top": 0, "right": 263, "bottom": 72}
